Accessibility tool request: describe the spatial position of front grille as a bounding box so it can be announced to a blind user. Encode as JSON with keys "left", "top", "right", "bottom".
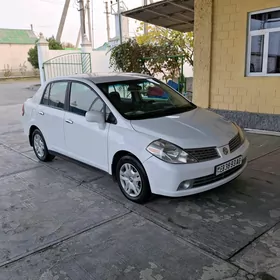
{"left": 192, "top": 159, "right": 246, "bottom": 188}
{"left": 229, "top": 133, "right": 242, "bottom": 153}
{"left": 184, "top": 147, "right": 220, "bottom": 162}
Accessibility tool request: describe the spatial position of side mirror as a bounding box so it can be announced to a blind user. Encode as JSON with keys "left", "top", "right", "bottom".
{"left": 85, "top": 111, "right": 105, "bottom": 129}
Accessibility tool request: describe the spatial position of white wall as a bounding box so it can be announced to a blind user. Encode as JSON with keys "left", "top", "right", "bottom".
{"left": 91, "top": 51, "right": 110, "bottom": 73}
{"left": 42, "top": 49, "right": 110, "bottom": 81}
{"left": 183, "top": 63, "right": 193, "bottom": 77}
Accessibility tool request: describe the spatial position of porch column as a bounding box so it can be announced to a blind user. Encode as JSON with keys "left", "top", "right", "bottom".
{"left": 193, "top": 0, "right": 213, "bottom": 108}
{"left": 37, "top": 33, "right": 49, "bottom": 85}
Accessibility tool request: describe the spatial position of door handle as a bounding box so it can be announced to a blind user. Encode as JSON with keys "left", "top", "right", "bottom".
{"left": 65, "top": 119, "right": 73, "bottom": 124}
{"left": 38, "top": 111, "right": 44, "bottom": 115}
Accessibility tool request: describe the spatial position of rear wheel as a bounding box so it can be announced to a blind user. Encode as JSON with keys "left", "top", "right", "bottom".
{"left": 32, "top": 129, "right": 55, "bottom": 162}
{"left": 116, "top": 155, "right": 151, "bottom": 203}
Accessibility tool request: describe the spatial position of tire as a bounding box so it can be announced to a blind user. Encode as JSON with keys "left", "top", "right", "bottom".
{"left": 32, "top": 129, "right": 55, "bottom": 162}
{"left": 116, "top": 155, "right": 151, "bottom": 203}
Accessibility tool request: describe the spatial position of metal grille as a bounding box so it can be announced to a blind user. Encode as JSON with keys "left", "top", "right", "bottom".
{"left": 229, "top": 133, "right": 242, "bottom": 153}
{"left": 43, "top": 53, "right": 92, "bottom": 81}
{"left": 184, "top": 147, "right": 220, "bottom": 162}
{"left": 192, "top": 159, "right": 246, "bottom": 188}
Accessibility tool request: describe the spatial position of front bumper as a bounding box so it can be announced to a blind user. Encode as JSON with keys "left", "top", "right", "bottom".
{"left": 143, "top": 139, "right": 249, "bottom": 197}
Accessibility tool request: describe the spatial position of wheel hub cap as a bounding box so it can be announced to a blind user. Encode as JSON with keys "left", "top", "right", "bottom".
{"left": 34, "top": 134, "right": 45, "bottom": 158}
{"left": 119, "top": 163, "right": 142, "bottom": 197}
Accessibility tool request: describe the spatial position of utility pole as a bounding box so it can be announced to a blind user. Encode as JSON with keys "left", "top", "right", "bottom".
{"left": 91, "top": 0, "right": 94, "bottom": 48}
{"left": 76, "top": 27, "right": 81, "bottom": 48}
{"left": 143, "top": 0, "right": 148, "bottom": 34}
{"left": 117, "top": 0, "right": 122, "bottom": 45}
{"left": 86, "top": 0, "right": 92, "bottom": 44}
{"left": 56, "top": 0, "right": 71, "bottom": 42}
{"left": 79, "top": 0, "right": 86, "bottom": 42}
{"left": 105, "top": 1, "right": 110, "bottom": 42}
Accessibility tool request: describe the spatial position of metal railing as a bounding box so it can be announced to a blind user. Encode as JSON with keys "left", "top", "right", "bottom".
{"left": 43, "top": 53, "right": 92, "bottom": 81}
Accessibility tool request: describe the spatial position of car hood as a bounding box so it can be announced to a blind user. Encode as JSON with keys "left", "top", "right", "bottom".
{"left": 130, "top": 108, "right": 238, "bottom": 148}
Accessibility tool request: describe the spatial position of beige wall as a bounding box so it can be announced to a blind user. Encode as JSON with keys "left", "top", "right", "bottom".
{"left": 194, "top": 0, "right": 280, "bottom": 115}
{"left": 193, "top": 0, "right": 213, "bottom": 107}
{"left": 0, "top": 44, "right": 35, "bottom": 76}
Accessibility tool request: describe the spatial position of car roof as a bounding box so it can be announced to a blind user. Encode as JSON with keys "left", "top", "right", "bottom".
{"left": 50, "top": 72, "right": 152, "bottom": 84}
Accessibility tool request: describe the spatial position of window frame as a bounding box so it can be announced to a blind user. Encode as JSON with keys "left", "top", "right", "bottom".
{"left": 67, "top": 80, "right": 114, "bottom": 122}
{"left": 246, "top": 7, "right": 280, "bottom": 77}
{"left": 40, "top": 80, "right": 70, "bottom": 111}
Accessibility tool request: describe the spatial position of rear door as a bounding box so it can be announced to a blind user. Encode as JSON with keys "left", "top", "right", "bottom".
{"left": 36, "top": 81, "right": 68, "bottom": 153}
{"left": 63, "top": 81, "right": 110, "bottom": 171}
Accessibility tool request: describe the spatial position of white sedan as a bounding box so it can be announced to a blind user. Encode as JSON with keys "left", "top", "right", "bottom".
{"left": 22, "top": 73, "right": 249, "bottom": 203}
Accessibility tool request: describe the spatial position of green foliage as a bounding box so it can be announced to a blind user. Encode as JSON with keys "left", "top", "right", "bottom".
{"left": 109, "top": 24, "right": 193, "bottom": 81}
{"left": 47, "top": 36, "right": 63, "bottom": 50}
{"left": 109, "top": 38, "right": 146, "bottom": 73}
{"left": 136, "top": 23, "right": 194, "bottom": 67}
{"left": 110, "top": 38, "right": 184, "bottom": 81}
{"left": 27, "top": 36, "right": 63, "bottom": 69}
{"left": 28, "top": 45, "right": 39, "bottom": 69}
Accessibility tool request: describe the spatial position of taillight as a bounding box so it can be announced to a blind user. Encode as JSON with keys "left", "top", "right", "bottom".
{"left": 22, "top": 104, "right": 25, "bottom": 116}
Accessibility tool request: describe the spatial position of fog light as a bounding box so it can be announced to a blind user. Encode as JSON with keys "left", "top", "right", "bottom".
{"left": 177, "top": 180, "right": 193, "bottom": 191}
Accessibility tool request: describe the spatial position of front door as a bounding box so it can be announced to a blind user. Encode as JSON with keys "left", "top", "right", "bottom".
{"left": 64, "top": 81, "right": 109, "bottom": 171}
{"left": 35, "top": 81, "right": 68, "bottom": 153}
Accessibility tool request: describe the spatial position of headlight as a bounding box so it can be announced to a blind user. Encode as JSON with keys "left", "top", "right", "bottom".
{"left": 234, "top": 123, "right": 245, "bottom": 143}
{"left": 146, "top": 139, "right": 197, "bottom": 164}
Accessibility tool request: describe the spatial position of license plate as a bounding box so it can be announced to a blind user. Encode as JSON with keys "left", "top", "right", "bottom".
{"left": 215, "top": 156, "right": 243, "bottom": 175}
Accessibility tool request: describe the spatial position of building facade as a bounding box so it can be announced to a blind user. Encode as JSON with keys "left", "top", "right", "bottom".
{"left": 194, "top": 0, "right": 280, "bottom": 131}
{"left": 124, "top": 0, "right": 280, "bottom": 131}
{"left": 0, "top": 28, "right": 38, "bottom": 77}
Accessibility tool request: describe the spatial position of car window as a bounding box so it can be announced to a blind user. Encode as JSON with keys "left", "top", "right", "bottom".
{"left": 108, "top": 84, "right": 131, "bottom": 100}
{"left": 70, "top": 82, "right": 106, "bottom": 117}
{"left": 96, "top": 78, "right": 196, "bottom": 120}
{"left": 140, "top": 81, "right": 169, "bottom": 101}
{"left": 48, "top": 82, "right": 68, "bottom": 109}
{"left": 41, "top": 84, "right": 51, "bottom": 105}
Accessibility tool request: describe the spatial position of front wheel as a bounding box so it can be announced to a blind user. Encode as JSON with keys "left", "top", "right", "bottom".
{"left": 116, "top": 155, "right": 151, "bottom": 203}
{"left": 32, "top": 129, "right": 55, "bottom": 162}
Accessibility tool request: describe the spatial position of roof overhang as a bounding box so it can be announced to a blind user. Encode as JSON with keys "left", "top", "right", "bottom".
{"left": 122, "top": 0, "right": 194, "bottom": 32}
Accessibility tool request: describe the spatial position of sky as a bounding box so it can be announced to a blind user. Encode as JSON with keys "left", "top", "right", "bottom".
{"left": 0, "top": 0, "right": 147, "bottom": 48}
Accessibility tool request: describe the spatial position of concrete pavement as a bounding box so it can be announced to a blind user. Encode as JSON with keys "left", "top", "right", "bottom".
{"left": 0, "top": 80, "right": 279, "bottom": 280}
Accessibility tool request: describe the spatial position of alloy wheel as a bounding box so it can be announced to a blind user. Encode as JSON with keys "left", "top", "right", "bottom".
{"left": 33, "top": 133, "right": 45, "bottom": 158}
{"left": 119, "top": 163, "right": 142, "bottom": 197}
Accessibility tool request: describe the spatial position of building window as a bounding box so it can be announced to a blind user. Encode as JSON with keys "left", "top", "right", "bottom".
{"left": 247, "top": 8, "right": 280, "bottom": 76}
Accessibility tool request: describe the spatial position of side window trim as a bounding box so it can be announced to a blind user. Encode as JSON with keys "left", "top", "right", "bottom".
{"left": 68, "top": 81, "right": 104, "bottom": 116}
{"left": 68, "top": 80, "right": 116, "bottom": 124}
{"left": 40, "top": 80, "right": 69, "bottom": 111}
{"left": 40, "top": 83, "right": 51, "bottom": 105}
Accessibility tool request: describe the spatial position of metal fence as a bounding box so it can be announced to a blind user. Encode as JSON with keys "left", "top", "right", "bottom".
{"left": 43, "top": 53, "right": 92, "bottom": 81}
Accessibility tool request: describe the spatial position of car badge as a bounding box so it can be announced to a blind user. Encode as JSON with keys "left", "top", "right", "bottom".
{"left": 223, "top": 147, "right": 229, "bottom": 155}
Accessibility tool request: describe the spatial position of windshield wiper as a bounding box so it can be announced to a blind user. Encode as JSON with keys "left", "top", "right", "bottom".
{"left": 161, "top": 105, "right": 193, "bottom": 114}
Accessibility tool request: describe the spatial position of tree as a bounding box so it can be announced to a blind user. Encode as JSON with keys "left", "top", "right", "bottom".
{"left": 136, "top": 24, "right": 194, "bottom": 67}
{"left": 62, "top": 42, "right": 75, "bottom": 49}
{"left": 28, "top": 45, "right": 39, "bottom": 69}
{"left": 109, "top": 38, "right": 151, "bottom": 74}
{"left": 27, "top": 36, "right": 63, "bottom": 69}
{"left": 109, "top": 24, "right": 193, "bottom": 82}
{"left": 109, "top": 38, "right": 185, "bottom": 81}
{"left": 47, "top": 36, "right": 63, "bottom": 50}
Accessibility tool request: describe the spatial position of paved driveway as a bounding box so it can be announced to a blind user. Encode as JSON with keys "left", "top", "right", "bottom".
{"left": 0, "top": 80, "right": 279, "bottom": 280}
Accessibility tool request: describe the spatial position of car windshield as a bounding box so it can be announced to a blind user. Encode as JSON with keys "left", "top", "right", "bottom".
{"left": 96, "top": 78, "right": 196, "bottom": 120}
